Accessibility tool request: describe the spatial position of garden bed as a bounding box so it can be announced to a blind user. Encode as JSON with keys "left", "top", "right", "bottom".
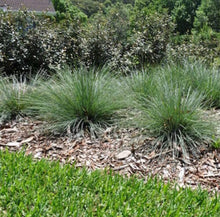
{"left": 1, "top": 109, "right": 219, "bottom": 193}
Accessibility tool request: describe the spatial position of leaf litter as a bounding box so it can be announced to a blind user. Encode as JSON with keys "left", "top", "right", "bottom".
{"left": 0, "top": 109, "right": 219, "bottom": 193}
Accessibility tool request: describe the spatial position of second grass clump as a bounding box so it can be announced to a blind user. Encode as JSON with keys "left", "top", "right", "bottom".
{"left": 127, "top": 68, "right": 215, "bottom": 158}
{"left": 27, "top": 67, "right": 124, "bottom": 135}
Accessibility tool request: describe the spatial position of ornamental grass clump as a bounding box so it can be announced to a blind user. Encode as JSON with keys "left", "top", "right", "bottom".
{"left": 182, "top": 61, "right": 220, "bottom": 108}
{"left": 0, "top": 76, "right": 28, "bottom": 123}
{"left": 126, "top": 70, "right": 156, "bottom": 102}
{"left": 147, "top": 60, "right": 220, "bottom": 108}
{"left": 132, "top": 76, "right": 214, "bottom": 158}
{"left": 27, "top": 67, "right": 124, "bottom": 135}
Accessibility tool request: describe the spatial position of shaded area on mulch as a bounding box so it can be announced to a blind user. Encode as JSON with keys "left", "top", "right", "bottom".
{"left": 0, "top": 111, "right": 220, "bottom": 193}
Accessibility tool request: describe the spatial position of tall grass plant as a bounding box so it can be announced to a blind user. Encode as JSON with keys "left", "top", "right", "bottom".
{"left": 27, "top": 67, "right": 125, "bottom": 135}
{"left": 182, "top": 60, "right": 220, "bottom": 108}
{"left": 128, "top": 66, "right": 215, "bottom": 158}
{"left": 0, "top": 76, "right": 29, "bottom": 123}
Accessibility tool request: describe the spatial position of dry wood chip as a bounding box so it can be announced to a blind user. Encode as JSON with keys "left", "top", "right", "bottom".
{"left": 0, "top": 116, "right": 219, "bottom": 193}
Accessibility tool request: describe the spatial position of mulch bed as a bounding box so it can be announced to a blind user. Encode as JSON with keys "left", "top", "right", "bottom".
{"left": 0, "top": 109, "right": 220, "bottom": 193}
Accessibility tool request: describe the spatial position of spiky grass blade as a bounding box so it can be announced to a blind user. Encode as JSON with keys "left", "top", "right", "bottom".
{"left": 122, "top": 70, "right": 157, "bottom": 127}
{"left": 126, "top": 70, "right": 155, "bottom": 100}
{"left": 27, "top": 67, "right": 125, "bottom": 135}
{"left": 140, "top": 81, "right": 214, "bottom": 158}
{"left": 182, "top": 60, "right": 220, "bottom": 108}
{"left": 127, "top": 66, "right": 216, "bottom": 158}
{"left": 0, "top": 76, "right": 29, "bottom": 123}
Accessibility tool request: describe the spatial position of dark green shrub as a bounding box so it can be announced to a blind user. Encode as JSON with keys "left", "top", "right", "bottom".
{"left": 134, "top": 0, "right": 201, "bottom": 34}
{"left": 52, "top": 0, "right": 87, "bottom": 22}
{"left": 134, "top": 0, "right": 175, "bottom": 13}
{"left": 102, "top": 4, "right": 133, "bottom": 71}
{"left": 70, "top": 0, "right": 103, "bottom": 17}
{"left": 69, "top": 0, "right": 135, "bottom": 17}
{"left": 80, "top": 14, "right": 115, "bottom": 67}
{"left": 129, "top": 11, "right": 174, "bottom": 67}
{"left": 57, "top": 21, "right": 84, "bottom": 67}
{"left": 193, "top": 0, "right": 220, "bottom": 33}
{"left": 167, "top": 38, "right": 220, "bottom": 66}
{"left": 0, "top": 10, "right": 65, "bottom": 76}
{"left": 80, "top": 4, "right": 131, "bottom": 69}
{"left": 171, "top": 0, "right": 201, "bottom": 34}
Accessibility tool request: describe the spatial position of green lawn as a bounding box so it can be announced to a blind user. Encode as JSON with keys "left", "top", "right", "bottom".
{"left": 0, "top": 150, "right": 219, "bottom": 216}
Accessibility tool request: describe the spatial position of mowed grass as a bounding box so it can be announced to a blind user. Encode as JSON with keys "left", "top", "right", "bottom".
{"left": 0, "top": 151, "right": 219, "bottom": 216}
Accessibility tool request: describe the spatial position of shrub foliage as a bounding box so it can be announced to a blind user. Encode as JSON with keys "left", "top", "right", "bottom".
{"left": 0, "top": 10, "right": 83, "bottom": 76}
{"left": 0, "top": 7, "right": 175, "bottom": 75}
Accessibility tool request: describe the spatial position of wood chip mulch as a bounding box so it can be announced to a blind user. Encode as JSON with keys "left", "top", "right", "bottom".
{"left": 0, "top": 110, "right": 220, "bottom": 194}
